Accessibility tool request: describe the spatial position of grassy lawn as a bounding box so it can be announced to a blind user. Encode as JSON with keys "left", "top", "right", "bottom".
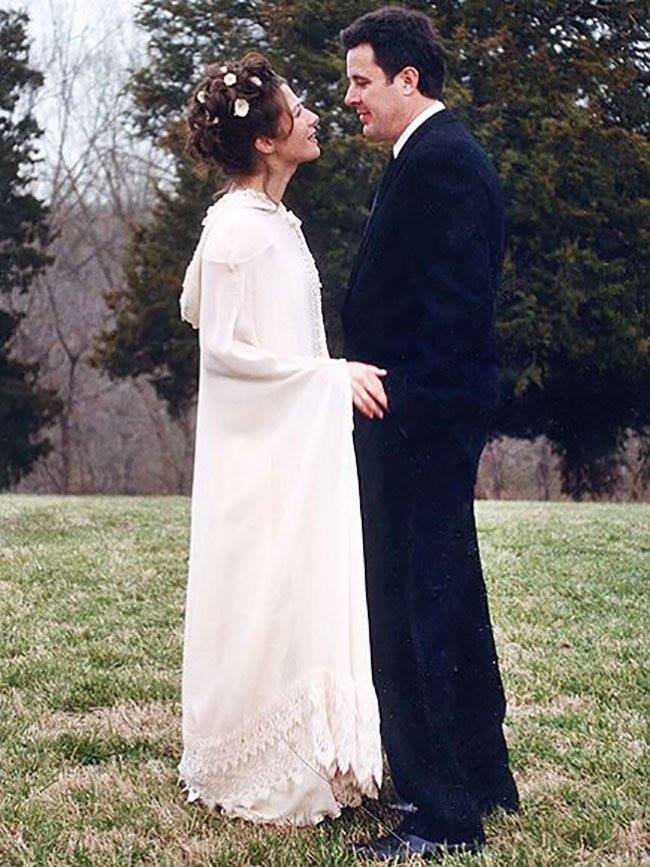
{"left": 0, "top": 496, "right": 647, "bottom": 866}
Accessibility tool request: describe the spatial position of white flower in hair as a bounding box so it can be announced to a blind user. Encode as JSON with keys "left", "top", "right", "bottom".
{"left": 233, "top": 98, "right": 250, "bottom": 117}
{"left": 223, "top": 72, "right": 237, "bottom": 87}
{"left": 249, "top": 75, "right": 262, "bottom": 87}
{"left": 210, "top": 115, "right": 220, "bottom": 125}
{"left": 219, "top": 65, "right": 228, "bottom": 73}
{"left": 196, "top": 90, "right": 207, "bottom": 104}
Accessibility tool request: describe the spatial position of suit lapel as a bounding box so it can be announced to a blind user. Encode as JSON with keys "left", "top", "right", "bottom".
{"left": 344, "top": 109, "right": 458, "bottom": 318}
{"left": 347, "top": 156, "right": 396, "bottom": 292}
{"left": 370, "top": 155, "right": 397, "bottom": 215}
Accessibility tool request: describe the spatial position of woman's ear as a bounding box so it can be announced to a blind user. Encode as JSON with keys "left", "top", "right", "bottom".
{"left": 254, "top": 136, "right": 276, "bottom": 155}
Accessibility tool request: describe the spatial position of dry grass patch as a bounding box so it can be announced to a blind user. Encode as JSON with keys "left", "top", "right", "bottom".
{"left": 30, "top": 699, "right": 180, "bottom": 742}
{"left": 3, "top": 686, "right": 30, "bottom": 715}
{"left": 28, "top": 757, "right": 172, "bottom": 807}
{"left": 29, "top": 761, "right": 138, "bottom": 806}
{"left": 516, "top": 764, "right": 573, "bottom": 799}
{"left": 509, "top": 693, "right": 591, "bottom": 719}
{"left": 609, "top": 819, "right": 650, "bottom": 863}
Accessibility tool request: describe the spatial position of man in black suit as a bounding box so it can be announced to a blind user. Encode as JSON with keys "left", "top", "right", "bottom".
{"left": 340, "top": 7, "right": 519, "bottom": 861}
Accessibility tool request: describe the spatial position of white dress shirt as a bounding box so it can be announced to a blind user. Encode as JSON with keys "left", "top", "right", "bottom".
{"left": 393, "top": 100, "right": 446, "bottom": 159}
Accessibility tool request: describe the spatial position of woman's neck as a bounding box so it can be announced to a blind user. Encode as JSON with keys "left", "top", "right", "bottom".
{"left": 236, "top": 163, "right": 296, "bottom": 205}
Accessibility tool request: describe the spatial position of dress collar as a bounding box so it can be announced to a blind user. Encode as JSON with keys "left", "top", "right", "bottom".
{"left": 203, "top": 187, "right": 301, "bottom": 229}
{"left": 222, "top": 186, "right": 280, "bottom": 211}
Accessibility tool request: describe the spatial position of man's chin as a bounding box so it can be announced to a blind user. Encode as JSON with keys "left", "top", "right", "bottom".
{"left": 362, "top": 124, "right": 384, "bottom": 142}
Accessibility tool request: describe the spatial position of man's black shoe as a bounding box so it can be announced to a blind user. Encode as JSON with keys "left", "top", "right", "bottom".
{"left": 350, "top": 831, "right": 481, "bottom": 863}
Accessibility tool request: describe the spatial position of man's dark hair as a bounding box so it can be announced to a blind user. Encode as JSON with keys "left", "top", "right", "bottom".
{"left": 340, "top": 6, "right": 445, "bottom": 100}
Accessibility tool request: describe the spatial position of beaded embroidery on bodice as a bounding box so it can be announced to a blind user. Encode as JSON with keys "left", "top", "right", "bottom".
{"left": 224, "top": 188, "right": 327, "bottom": 357}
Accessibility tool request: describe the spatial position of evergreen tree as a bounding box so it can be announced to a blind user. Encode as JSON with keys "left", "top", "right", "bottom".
{"left": 0, "top": 10, "right": 60, "bottom": 489}
{"left": 96, "top": 0, "right": 649, "bottom": 495}
{"left": 438, "top": 0, "right": 649, "bottom": 497}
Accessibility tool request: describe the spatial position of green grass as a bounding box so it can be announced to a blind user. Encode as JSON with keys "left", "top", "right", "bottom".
{"left": 0, "top": 496, "right": 647, "bottom": 866}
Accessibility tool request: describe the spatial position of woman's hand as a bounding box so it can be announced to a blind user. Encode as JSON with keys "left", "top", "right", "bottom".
{"left": 347, "top": 362, "right": 388, "bottom": 419}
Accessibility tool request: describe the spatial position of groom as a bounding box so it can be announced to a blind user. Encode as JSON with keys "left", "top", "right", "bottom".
{"left": 340, "top": 7, "right": 519, "bottom": 861}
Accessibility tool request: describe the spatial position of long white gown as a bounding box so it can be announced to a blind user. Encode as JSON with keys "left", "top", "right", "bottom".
{"left": 177, "top": 187, "right": 382, "bottom": 826}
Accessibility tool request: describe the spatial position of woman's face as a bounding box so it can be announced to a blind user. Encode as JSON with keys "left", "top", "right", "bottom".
{"left": 272, "top": 84, "right": 321, "bottom": 166}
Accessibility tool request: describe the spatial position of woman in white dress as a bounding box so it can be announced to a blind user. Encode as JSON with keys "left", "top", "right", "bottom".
{"left": 177, "top": 52, "right": 386, "bottom": 826}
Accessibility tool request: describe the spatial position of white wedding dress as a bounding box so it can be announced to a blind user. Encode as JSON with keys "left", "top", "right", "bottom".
{"left": 177, "top": 188, "right": 382, "bottom": 826}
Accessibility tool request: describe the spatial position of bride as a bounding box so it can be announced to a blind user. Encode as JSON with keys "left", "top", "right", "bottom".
{"left": 177, "top": 52, "right": 386, "bottom": 826}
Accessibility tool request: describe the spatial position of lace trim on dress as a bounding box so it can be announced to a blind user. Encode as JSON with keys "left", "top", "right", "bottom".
{"left": 225, "top": 188, "right": 328, "bottom": 357}
{"left": 177, "top": 669, "right": 382, "bottom": 826}
{"left": 224, "top": 186, "right": 279, "bottom": 212}
{"left": 200, "top": 187, "right": 329, "bottom": 357}
{"left": 281, "top": 209, "right": 328, "bottom": 358}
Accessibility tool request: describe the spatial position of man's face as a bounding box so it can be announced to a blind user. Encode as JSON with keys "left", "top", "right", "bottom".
{"left": 344, "top": 43, "right": 404, "bottom": 142}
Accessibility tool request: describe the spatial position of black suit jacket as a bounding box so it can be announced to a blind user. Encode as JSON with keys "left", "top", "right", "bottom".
{"left": 342, "top": 109, "right": 505, "bottom": 442}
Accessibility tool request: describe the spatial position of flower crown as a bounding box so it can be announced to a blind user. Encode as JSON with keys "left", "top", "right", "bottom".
{"left": 195, "top": 66, "right": 266, "bottom": 126}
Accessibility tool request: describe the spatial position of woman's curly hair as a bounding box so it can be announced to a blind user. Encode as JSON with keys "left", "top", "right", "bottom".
{"left": 186, "top": 52, "right": 291, "bottom": 178}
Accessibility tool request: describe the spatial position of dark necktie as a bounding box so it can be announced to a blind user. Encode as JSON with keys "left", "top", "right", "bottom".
{"left": 370, "top": 154, "right": 397, "bottom": 215}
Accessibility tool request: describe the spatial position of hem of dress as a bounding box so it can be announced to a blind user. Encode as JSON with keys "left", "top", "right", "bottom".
{"left": 177, "top": 779, "right": 344, "bottom": 828}
{"left": 177, "top": 668, "right": 382, "bottom": 827}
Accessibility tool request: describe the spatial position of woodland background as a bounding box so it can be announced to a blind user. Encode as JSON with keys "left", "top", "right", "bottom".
{"left": 2, "top": 0, "right": 648, "bottom": 501}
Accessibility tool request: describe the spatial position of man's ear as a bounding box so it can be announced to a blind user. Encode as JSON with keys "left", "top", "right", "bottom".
{"left": 398, "top": 66, "right": 420, "bottom": 95}
{"left": 255, "top": 136, "right": 276, "bottom": 155}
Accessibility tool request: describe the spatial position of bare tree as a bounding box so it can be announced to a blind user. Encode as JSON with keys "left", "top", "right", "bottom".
{"left": 12, "top": 0, "right": 193, "bottom": 494}
{"left": 535, "top": 438, "right": 554, "bottom": 501}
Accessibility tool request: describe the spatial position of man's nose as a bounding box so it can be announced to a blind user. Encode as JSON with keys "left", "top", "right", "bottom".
{"left": 344, "top": 84, "right": 357, "bottom": 106}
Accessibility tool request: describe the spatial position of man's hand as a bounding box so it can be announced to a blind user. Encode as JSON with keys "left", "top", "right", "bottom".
{"left": 347, "top": 362, "right": 388, "bottom": 419}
